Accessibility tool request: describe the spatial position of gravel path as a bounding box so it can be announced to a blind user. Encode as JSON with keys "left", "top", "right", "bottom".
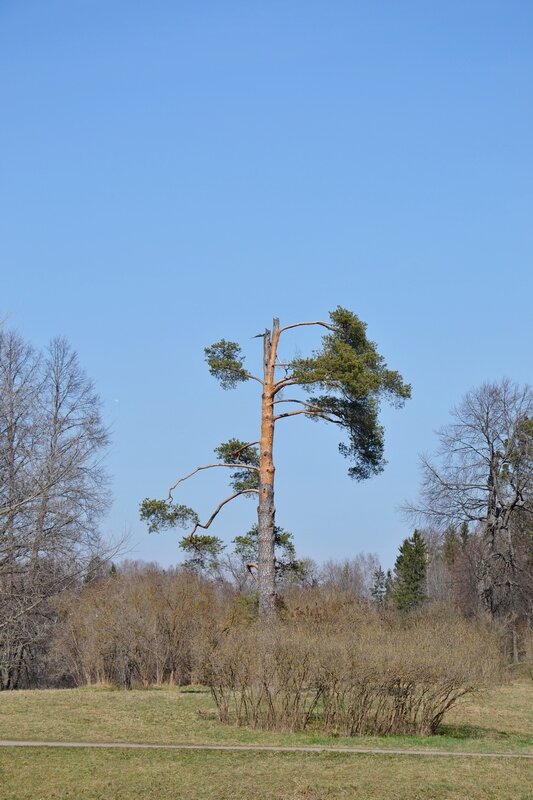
{"left": 0, "top": 740, "right": 531, "bottom": 759}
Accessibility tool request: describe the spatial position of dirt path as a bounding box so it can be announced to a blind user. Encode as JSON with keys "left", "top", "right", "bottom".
{"left": 0, "top": 740, "right": 531, "bottom": 759}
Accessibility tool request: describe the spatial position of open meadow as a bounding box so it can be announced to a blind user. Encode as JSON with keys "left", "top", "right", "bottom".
{"left": 0, "top": 679, "right": 532, "bottom": 799}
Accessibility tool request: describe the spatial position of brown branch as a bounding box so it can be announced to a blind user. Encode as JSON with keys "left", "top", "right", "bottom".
{"left": 274, "top": 398, "right": 342, "bottom": 422}
{"left": 274, "top": 398, "right": 336, "bottom": 412}
{"left": 225, "top": 441, "right": 260, "bottom": 460}
{"left": 272, "top": 378, "right": 301, "bottom": 394}
{"left": 273, "top": 398, "right": 307, "bottom": 404}
{"left": 168, "top": 462, "right": 259, "bottom": 499}
{"left": 278, "top": 320, "right": 335, "bottom": 335}
{"left": 272, "top": 373, "right": 338, "bottom": 393}
{"left": 189, "top": 490, "right": 258, "bottom": 538}
{"left": 245, "top": 372, "right": 264, "bottom": 385}
{"left": 273, "top": 408, "right": 341, "bottom": 424}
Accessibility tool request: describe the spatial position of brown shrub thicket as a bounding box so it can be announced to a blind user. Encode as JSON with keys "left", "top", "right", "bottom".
{"left": 51, "top": 565, "right": 225, "bottom": 687}
{"left": 200, "top": 594, "right": 503, "bottom": 736}
{"left": 48, "top": 569, "right": 504, "bottom": 736}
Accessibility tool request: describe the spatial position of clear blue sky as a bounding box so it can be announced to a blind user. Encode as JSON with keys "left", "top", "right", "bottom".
{"left": 1, "top": 1, "right": 532, "bottom": 570}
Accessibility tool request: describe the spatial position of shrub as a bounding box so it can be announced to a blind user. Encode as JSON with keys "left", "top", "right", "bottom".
{"left": 200, "top": 599, "right": 503, "bottom": 735}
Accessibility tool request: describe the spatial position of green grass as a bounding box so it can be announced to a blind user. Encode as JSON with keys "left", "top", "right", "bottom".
{"left": 1, "top": 680, "right": 532, "bottom": 755}
{"left": 0, "top": 748, "right": 532, "bottom": 800}
{"left": 0, "top": 681, "right": 531, "bottom": 799}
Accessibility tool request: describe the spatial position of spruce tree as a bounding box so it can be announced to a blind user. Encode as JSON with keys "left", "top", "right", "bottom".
{"left": 392, "top": 530, "right": 427, "bottom": 612}
{"left": 442, "top": 525, "right": 461, "bottom": 565}
{"left": 370, "top": 567, "right": 387, "bottom": 603}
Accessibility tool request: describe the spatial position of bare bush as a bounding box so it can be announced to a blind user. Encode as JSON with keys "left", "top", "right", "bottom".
{"left": 51, "top": 565, "right": 224, "bottom": 687}
{"left": 201, "top": 598, "right": 502, "bottom": 736}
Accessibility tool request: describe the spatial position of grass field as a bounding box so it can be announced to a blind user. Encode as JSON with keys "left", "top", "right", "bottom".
{"left": 0, "top": 748, "right": 532, "bottom": 800}
{"left": 0, "top": 680, "right": 532, "bottom": 799}
{"left": 1, "top": 680, "right": 532, "bottom": 753}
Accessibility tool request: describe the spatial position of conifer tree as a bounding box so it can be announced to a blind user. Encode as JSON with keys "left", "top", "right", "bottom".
{"left": 442, "top": 525, "right": 461, "bottom": 565}
{"left": 141, "top": 308, "right": 410, "bottom": 619}
{"left": 233, "top": 525, "right": 304, "bottom": 582}
{"left": 370, "top": 567, "right": 387, "bottom": 603}
{"left": 392, "top": 530, "right": 427, "bottom": 612}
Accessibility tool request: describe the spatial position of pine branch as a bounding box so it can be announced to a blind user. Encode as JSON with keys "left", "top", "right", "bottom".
{"left": 189, "top": 490, "right": 258, "bottom": 537}
{"left": 167, "top": 462, "right": 259, "bottom": 500}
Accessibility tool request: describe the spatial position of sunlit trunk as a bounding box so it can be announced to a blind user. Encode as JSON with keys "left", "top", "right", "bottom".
{"left": 257, "top": 319, "right": 279, "bottom": 619}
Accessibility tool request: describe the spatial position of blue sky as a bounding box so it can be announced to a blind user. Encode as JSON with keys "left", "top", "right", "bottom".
{"left": 1, "top": 1, "right": 532, "bottom": 569}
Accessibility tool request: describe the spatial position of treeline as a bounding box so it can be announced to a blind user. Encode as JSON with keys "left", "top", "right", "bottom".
{"left": 1, "top": 514, "right": 532, "bottom": 691}
{"left": 17, "top": 531, "right": 529, "bottom": 693}
{"left": 374, "top": 522, "right": 532, "bottom": 663}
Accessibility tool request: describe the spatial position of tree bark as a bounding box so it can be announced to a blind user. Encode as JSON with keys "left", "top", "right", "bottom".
{"left": 257, "top": 319, "right": 279, "bottom": 619}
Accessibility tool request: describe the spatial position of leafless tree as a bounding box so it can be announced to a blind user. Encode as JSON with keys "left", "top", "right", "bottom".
{"left": 0, "top": 329, "right": 111, "bottom": 688}
{"left": 410, "top": 379, "right": 533, "bottom": 619}
{"left": 320, "top": 553, "right": 380, "bottom": 597}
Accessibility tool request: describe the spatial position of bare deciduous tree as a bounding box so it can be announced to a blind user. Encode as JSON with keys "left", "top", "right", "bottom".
{"left": 410, "top": 379, "right": 533, "bottom": 618}
{"left": 320, "top": 553, "right": 380, "bottom": 597}
{"left": 0, "top": 328, "right": 111, "bottom": 688}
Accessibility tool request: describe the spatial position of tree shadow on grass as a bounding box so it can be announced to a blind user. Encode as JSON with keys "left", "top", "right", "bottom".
{"left": 437, "top": 724, "right": 487, "bottom": 741}
{"left": 438, "top": 723, "right": 533, "bottom": 746}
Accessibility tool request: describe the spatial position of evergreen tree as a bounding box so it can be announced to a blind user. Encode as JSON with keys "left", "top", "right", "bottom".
{"left": 233, "top": 524, "right": 304, "bottom": 581}
{"left": 179, "top": 534, "right": 225, "bottom": 574}
{"left": 141, "top": 308, "right": 410, "bottom": 618}
{"left": 442, "top": 525, "right": 461, "bottom": 565}
{"left": 392, "top": 530, "right": 427, "bottom": 612}
{"left": 459, "top": 521, "right": 470, "bottom": 549}
{"left": 384, "top": 569, "right": 394, "bottom": 599}
{"left": 370, "top": 567, "right": 387, "bottom": 603}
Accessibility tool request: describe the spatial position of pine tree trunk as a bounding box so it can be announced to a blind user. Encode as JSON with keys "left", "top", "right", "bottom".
{"left": 257, "top": 319, "right": 279, "bottom": 619}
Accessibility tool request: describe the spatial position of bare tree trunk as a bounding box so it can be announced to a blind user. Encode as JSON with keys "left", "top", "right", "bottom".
{"left": 479, "top": 451, "right": 520, "bottom": 619}
{"left": 511, "top": 626, "right": 519, "bottom": 664}
{"left": 257, "top": 319, "right": 279, "bottom": 619}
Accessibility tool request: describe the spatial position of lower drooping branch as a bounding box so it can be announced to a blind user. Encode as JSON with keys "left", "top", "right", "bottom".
{"left": 188, "top": 489, "right": 258, "bottom": 539}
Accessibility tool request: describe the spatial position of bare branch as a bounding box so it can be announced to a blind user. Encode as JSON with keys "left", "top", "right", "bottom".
{"left": 278, "top": 320, "right": 335, "bottom": 336}
{"left": 274, "top": 398, "right": 341, "bottom": 415}
{"left": 272, "top": 378, "right": 301, "bottom": 394}
{"left": 189, "top": 490, "right": 258, "bottom": 537}
{"left": 245, "top": 372, "right": 264, "bottom": 385}
{"left": 168, "top": 462, "right": 259, "bottom": 499}
{"left": 0, "top": 536, "right": 126, "bottom": 632}
{"left": 274, "top": 408, "right": 341, "bottom": 424}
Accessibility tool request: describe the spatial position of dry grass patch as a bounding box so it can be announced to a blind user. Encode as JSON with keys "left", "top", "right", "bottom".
{"left": 0, "top": 748, "right": 532, "bottom": 800}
